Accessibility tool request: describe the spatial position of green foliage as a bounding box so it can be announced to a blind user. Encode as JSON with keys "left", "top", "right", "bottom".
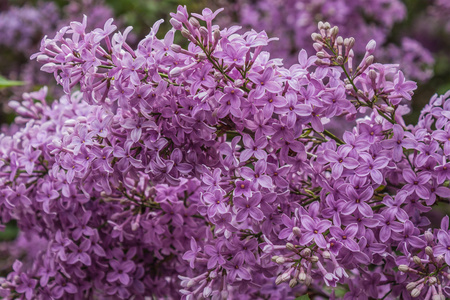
{"left": 0, "top": 76, "right": 23, "bottom": 89}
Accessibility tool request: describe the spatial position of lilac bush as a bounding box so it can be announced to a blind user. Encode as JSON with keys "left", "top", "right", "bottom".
{"left": 0, "top": 5, "right": 449, "bottom": 299}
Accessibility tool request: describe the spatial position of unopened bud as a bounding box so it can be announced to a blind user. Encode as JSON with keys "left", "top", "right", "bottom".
{"left": 197, "top": 53, "right": 207, "bottom": 60}
{"left": 280, "top": 272, "right": 291, "bottom": 282}
{"left": 366, "top": 39, "right": 376, "bottom": 54}
{"left": 330, "top": 26, "right": 339, "bottom": 37}
{"left": 301, "top": 248, "right": 311, "bottom": 257}
{"left": 203, "top": 286, "right": 212, "bottom": 298}
{"left": 406, "top": 282, "right": 418, "bottom": 291}
{"left": 189, "top": 17, "right": 201, "bottom": 28}
{"left": 311, "top": 33, "right": 322, "bottom": 42}
{"left": 336, "top": 36, "right": 343, "bottom": 45}
{"left": 323, "top": 22, "right": 331, "bottom": 30}
{"left": 310, "top": 255, "right": 319, "bottom": 262}
{"left": 336, "top": 56, "right": 344, "bottom": 64}
{"left": 37, "top": 54, "right": 50, "bottom": 63}
{"left": 286, "top": 243, "right": 295, "bottom": 251}
{"left": 398, "top": 264, "right": 410, "bottom": 272}
{"left": 345, "top": 37, "right": 355, "bottom": 49}
{"left": 213, "top": 29, "right": 221, "bottom": 41}
{"left": 425, "top": 246, "right": 434, "bottom": 257}
{"left": 316, "top": 51, "right": 326, "bottom": 59}
{"left": 365, "top": 55, "right": 374, "bottom": 66}
{"left": 428, "top": 276, "right": 437, "bottom": 284}
{"left": 431, "top": 295, "right": 442, "bottom": 300}
{"left": 436, "top": 255, "right": 445, "bottom": 264}
{"left": 424, "top": 230, "right": 434, "bottom": 242}
{"left": 368, "top": 70, "right": 377, "bottom": 80}
{"left": 181, "top": 28, "right": 194, "bottom": 40}
{"left": 289, "top": 278, "right": 298, "bottom": 288}
{"left": 209, "top": 270, "right": 217, "bottom": 279}
{"left": 187, "top": 279, "right": 196, "bottom": 288}
{"left": 170, "top": 44, "right": 182, "bottom": 53}
{"left": 313, "top": 43, "right": 323, "bottom": 51}
{"left": 275, "top": 275, "right": 283, "bottom": 285}
{"left": 170, "top": 18, "right": 183, "bottom": 30}
{"left": 413, "top": 256, "right": 422, "bottom": 265}
{"left": 169, "top": 67, "right": 183, "bottom": 77}
{"left": 293, "top": 227, "right": 301, "bottom": 237}
{"left": 411, "top": 288, "right": 421, "bottom": 297}
{"left": 271, "top": 255, "right": 279, "bottom": 262}
{"left": 199, "top": 27, "right": 208, "bottom": 37}
{"left": 322, "top": 251, "right": 331, "bottom": 259}
{"left": 298, "top": 271, "right": 306, "bottom": 282}
{"left": 318, "top": 21, "right": 325, "bottom": 30}
{"left": 276, "top": 257, "right": 286, "bottom": 264}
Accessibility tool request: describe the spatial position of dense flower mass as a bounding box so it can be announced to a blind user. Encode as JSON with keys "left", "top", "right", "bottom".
{"left": 0, "top": 5, "right": 449, "bottom": 299}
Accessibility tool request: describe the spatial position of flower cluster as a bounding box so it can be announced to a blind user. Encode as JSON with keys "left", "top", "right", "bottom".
{"left": 213, "top": 0, "right": 434, "bottom": 82}
{"left": 0, "top": 5, "right": 449, "bottom": 299}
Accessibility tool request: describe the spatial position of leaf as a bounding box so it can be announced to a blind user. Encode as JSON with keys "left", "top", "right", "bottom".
{"left": 0, "top": 76, "right": 24, "bottom": 88}
{"left": 295, "top": 295, "right": 311, "bottom": 300}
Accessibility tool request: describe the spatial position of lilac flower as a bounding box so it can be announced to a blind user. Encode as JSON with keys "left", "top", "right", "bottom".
{"left": 342, "top": 186, "right": 374, "bottom": 217}
{"left": 234, "top": 192, "right": 264, "bottom": 222}
{"left": 240, "top": 160, "right": 273, "bottom": 188}
{"left": 381, "top": 124, "right": 417, "bottom": 161}
{"left": 248, "top": 67, "right": 282, "bottom": 98}
{"left": 299, "top": 215, "right": 331, "bottom": 248}
{"left": 323, "top": 147, "right": 359, "bottom": 179}
{"left": 67, "top": 239, "right": 92, "bottom": 266}
{"left": 355, "top": 155, "right": 389, "bottom": 184}
{"left": 239, "top": 134, "right": 267, "bottom": 162}
{"left": 391, "top": 220, "right": 427, "bottom": 250}
{"left": 225, "top": 255, "right": 251, "bottom": 281}
{"left": 434, "top": 230, "right": 450, "bottom": 265}
{"left": 107, "top": 260, "right": 135, "bottom": 285}
{"left": 276, "top": 91, "right": 312, "bottom": 128}
{"left": 401, "top": 169, "right": 431, "bottom": 199}
{"left": 204, "top": 242, "right": 226, "bottom": 269}
{"left": 375, "top": 210, "right": 403, "bottom": 242}
{"left": 16, "top": 274, "right": 37, "bottom": 300}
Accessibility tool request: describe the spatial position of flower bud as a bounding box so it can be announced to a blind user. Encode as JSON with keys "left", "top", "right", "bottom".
{"left": 276, "top": 256, "right": 286, "bottom": 264}
{"left": 336, "top": 36, "right": 343, "bottom": 45}
{"left": 406, "top": 282, "right": 418, "bottom": 291}
{"left": 209, "top": 270, "right": 217, "bottom": 279}
{"left": 170, "top": 44, "right": 182, "bottom": 53}
{"left": 189, "top": 17, "right": 200, "bottom": 28}
{"left": 411, "top": 288, "right": 421, "bottom": 297}
{"left": 203, "top": 286, "right": 212, "bottom": 298}
{"left": 37, "top": 54, "right": 50, "bottom": 63}
{"left": 311, "top": 33, "right": 322, "bottom": 42}
{"left": 170, "top": 18, "right": 183, "bottom": 30}
{"left": 199, "top": 27, "right": 208, "bottom": 37}
{"left": 311, "top": 44, "right": 322, "bottom": 53}
{"left": 181, "top": 28, "right": 194, "bottom": 41}
{"left": 336, "top": 56, "right": 344, "bottom": 64}
{"left": 322, "top": 250, "right": 331, "bottom": 259}
{"left": 425, "top": 246, "right": 434, "bottom": 257}
{"left": 275, "top": 275, "right": 283, "bottom": 285}
{"left": 365, "top": 55, "right": 374, "bottom": 66}
{"left": 170, "top": 67, "right": 183, "bottom": 77}
{"left": 436, "top": 255, "right": 445, "bottom": 264}
{"left": 366, "top": 39, "right": 376, "bottom": 54}
{"left": 424, "top": 230, "right": 434, "bottom": 242}
{"left": 368, "top": 70, "right": 377, "bottom": 80}
{"left": 286, "top": 243, "right": 295, "bottom": 251}
{"left": 398, "top": 265, "right": 409, "bottom": 272}
{"left": 289, "top": 278, "right": 298, "bottom": 288}
{"left": 271, "top": 255, "right": 279, "bottom": 262}
{"left": 330, "top": 26, "right": 339, "bottom": 38}
{"left": 197, "top": 53, "right": 207, "bottom": 60}
{"left": 318, "top": 21, "right": 325, "bottom": 30}
{"left": 293, "top": 227, "right": 301, "bottom": 237}
{"left": 298, "top": 271, "right": 306, "bottom": 282}
{"left": 187, "top": 279, "right": 196, "bottom": 288}
{"left": 280, "top": 271, "right": 291, "bottom": 282}
{"left": 323, "top": 22, "right": 331, "bottom": 30}
{"left": 310, "top": 255, "right": 319, "bottom": 262}
{"left": 214, "top": 29, "right": 221, "bottom": 42}
{"left": 234, "top": 79, "right": 243, "bottom": 87}
{"left": 428, "top": 277, "right": 437, "bottom": 284}
{"left": 432, "top": 295, "right": 442, "bottom": 300}
{"left": 301, "top": 248, "right": 311, "bottom": 257}
{"left": 316, "top": 51, "right": 326, "bottom": 59}
{"left": 413, "top": 256, "right": 422, "bottom": 265}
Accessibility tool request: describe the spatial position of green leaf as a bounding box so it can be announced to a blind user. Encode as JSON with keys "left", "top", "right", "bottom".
{"left": 295, "top": 295, "right": 311, "bottom": 300}
{"left": 0, "top": 76, "right": 24, "bottom": 88}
